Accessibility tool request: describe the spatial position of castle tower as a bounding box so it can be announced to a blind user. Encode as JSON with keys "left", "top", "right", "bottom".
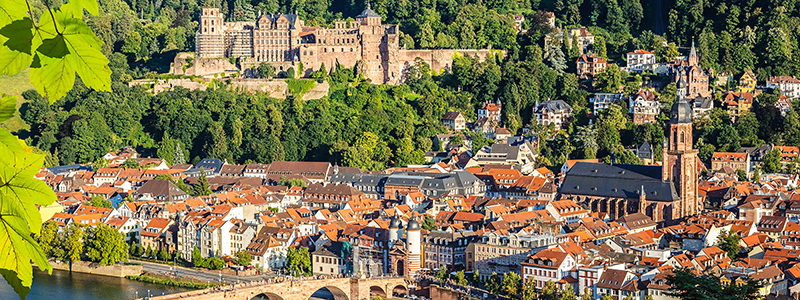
{"left": 197, "top": 8, "right": 225, "bottom": 58}
{"left": 406, "top": 216, "right": 422, "bottom": 277}
{"left": 389, "top": 216, "right": 400, "bottom": 243}
{"left": 662, "top": 72, "right": 700, "bottom": 219}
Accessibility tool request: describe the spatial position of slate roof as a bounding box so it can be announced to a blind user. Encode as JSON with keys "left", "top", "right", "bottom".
{"left": 442, "top": 111, "right": 463, "bottom": 120}
{"left": 560, "top": 162, "right": 679, "bottom": 202}
{"left": 534, "top": 100, "right": 573, "bottom": 114}
{"left": 356, "top": 4, "right": 381, "bottom": 18}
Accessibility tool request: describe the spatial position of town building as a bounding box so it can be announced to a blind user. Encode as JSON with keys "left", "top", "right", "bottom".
{"left": 627, "top": 50, "right": 656, "bottom": 73}
{"left": 576, "top": 53, "right": 607, "bottom": 78}
{"left": 422, "top": 230, "right": 479, "bottom": 271}
{"left": 534, "top": 100, "right": 573, "bottom": 130}
{"left": 629, "top": 89, "right": 660, "bottom": 125}
{"left": 724, "top": 92, "right": 753, "bottom": 122}
{"left": 441, "top": 112, "right": 466, "bottom": 131}
{"left": 477, "top": 101, "right": 502, "bottom": 125}
{"left": 590, "top": 93, "right": 625, "bottom": 116}
{"left": 312, "top": 240, "right": 349, "bottom": 275}
{"left": 739, "top": 70, "right": 757, "bottom": 94}
{"left": 521, "top": 249, "right": 577, "bottom": 291}
{"left": 711, "top": 152, "right": 750, "bottom": 174}
{"left": 560, "top": 73, "right": 700, "bottom": 222}
{"left": 776, "top": 95, "right": 793, "bottom": 117}
{"left": 767, "top": 76, "right": 800, "bottom": 99}
{"left": 545, "top": 27, "right": 595, "bottom": 55}
{"left": 672, "top": 41, "right": 711, "bottom": 98}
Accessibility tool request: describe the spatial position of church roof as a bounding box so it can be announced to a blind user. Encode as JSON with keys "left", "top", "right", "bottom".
{"left": 560, "top": 162, "right": 680, "bottom": 202}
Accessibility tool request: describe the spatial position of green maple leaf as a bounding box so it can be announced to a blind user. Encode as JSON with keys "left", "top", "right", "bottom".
{"left": 0, "top": 0, "right": 32, "bottom": 76}
{"left": 64, "top": 0, "right": 100, "bottom": 17}
{"left": 0, "top": 128, "right": 55, "bottom": 299}
{"left": 29, "top": 6, "right": 110, "bottom": 102}
{"left": 0, "top": 94, "right": 17, "bottom": 123}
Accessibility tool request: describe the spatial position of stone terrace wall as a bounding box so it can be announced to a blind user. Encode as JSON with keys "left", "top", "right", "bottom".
{"left": 49, "top": 259, "right": 142, "bottom": 278}
{"left": 129, "top": 78, "right": 329, "bottom": 100}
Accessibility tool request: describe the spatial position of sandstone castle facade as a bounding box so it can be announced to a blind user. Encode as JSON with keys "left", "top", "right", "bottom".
{"left": 189, "top": 6, "right": 500, "bottom": 84}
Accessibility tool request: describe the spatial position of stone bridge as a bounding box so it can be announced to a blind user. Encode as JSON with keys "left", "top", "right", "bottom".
{"left": 145, "top": 277, "right": 410, "bottom": 300}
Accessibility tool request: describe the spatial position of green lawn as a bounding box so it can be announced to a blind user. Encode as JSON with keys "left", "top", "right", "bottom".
{"left": 0, "top": 70, "right": 34, "bottom": 137}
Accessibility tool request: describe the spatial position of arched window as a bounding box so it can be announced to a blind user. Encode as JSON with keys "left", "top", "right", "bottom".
{"left": 680, "top": 132, "right": 685, "bottom": 143}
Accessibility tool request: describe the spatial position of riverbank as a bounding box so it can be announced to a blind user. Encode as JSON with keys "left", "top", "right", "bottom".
{"left": 0, "top": 268, "right": 195, "bottom": 300}
{"left": 47, "top": 259, "right": 142, "bottom": 278}
{"left": 126, "top": 273, "right": 218, "bottom": 289}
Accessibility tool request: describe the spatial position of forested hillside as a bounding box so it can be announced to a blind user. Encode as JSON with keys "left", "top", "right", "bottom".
{"left": 12, "top": 0, "right": 800, "bottom": 170}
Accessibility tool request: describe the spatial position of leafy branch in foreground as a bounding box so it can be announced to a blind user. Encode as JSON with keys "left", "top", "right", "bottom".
{"left": 1, "top": 0, "right": 110, "bottom": 102}
{"left": 0, "top": 0, "right": 111, "bottom": 298}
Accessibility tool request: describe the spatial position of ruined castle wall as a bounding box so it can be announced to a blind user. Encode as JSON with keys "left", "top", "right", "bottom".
{"left": 397, "top": 49, "right": 504, "bottom": 74}
{"left": 170, "top": 53, "right": 237, "bottom": 77}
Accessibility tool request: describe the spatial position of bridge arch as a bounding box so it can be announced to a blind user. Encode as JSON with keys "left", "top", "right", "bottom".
{"left": 369, "top": 286, "right": 387, "bottom": 299}
{"left": 392, "top": 284, "right": 408, "bottom": 297}
{"left": 306, "top": 286, "right": 349, "bottom": 300}
{"left": 252, "top": 292, "right": 285, "bottom": 300}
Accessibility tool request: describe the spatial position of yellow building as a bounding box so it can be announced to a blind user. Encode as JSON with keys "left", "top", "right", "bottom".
{"left": 39, "top": 202, "right": 65, "bottom": 223}
{"left": 739, "top": 70, "right": 757, "bottom": 94}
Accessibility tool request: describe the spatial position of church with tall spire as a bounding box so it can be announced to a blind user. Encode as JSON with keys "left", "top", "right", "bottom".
{"left": 558, "top": 71, "right": 701, "bottom": 223}
{"left": 673, "top": 39, "right": 712, "bottom": 98}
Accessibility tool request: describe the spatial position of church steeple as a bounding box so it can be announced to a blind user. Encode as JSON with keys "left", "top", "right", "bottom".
{"left": 688, "top": 37, "right": 698, "bottom": 67}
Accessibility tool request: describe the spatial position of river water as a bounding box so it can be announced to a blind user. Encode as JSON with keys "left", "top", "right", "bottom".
{"left": 0, "top": 268, "right": 195, "bottom": 300}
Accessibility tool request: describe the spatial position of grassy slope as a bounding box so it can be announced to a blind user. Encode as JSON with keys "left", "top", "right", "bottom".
{"left": 0, "top": 69, "right": 34, "bottom": 137}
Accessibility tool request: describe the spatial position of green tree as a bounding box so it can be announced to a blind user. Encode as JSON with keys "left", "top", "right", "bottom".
{"left": 594, "top": 36, "right": 608, "bottom": 60}
{"left": 157, "top": 132, "right": 177, "bottom": 165}
{"left": 235, "top": 250, "right": 251, "bottom": 266}
{"left": 667, "top": 268, "right": 763, "bottom": 300}
{"left": 85, "top": 224, "right": 128, "bottom": 265}
{"left": 762, "top": 149, "right": 782, "bottom": 174}
{"left": 737, "top": 169, "right": 748, "bottom": 182}
{"left": 560, "top": 287, "right": 577, "bottom": 300}
{"left": 596, "top": 64, "right": 625, "bottom": 93}
{"left": 472, "top": 270, "right": 482, "bottom": 286}
{"left": 716, "top": 230, "right": 741, "bottom": 260}
{"left": 422, "top": 215, "right": 437, "bottom": 231}
{"left": 192, "top": 246, "right": 205, "bottom": 267}
{"left": 158, "top": 248, "right": 171, "bottom": 261}
{"left": 437, "top": 265, "right": 448, "bottom": 281}
{"left": 545, "top": 45, "right": 568, "bottom": 73}
{"left": 35, "top": 221, "right": 59, "bottom": 257}
{"left": 486, "top": 272, "right": 502, "bottom": 295}
{"left": 665, "top": 42, "right": 680, "bottom": 61}
{"left": 785, "top": 110, "right": 800, "bottom": 146}
{"left": 89, "top": 196, "right": 112, "bottom": 209}
{"left": 455, "top": 270, "right": 468, "bottom": 285}
{"left": 258, "top": 62, "right": 276, "bottom": 79}
{"left": 522, "top": 279, "right": 537, "bottom": 300}
{"left": 192, "top": 169, "right": 213, "bottom": 196}
{"left": 286, "top": 246, "right": 312, "bottom": 276}
{"left": 146, "top": 245, "right": 154, "bottom": 258}
{"left": 121, "top": 158, "right": 140, "bottom": 169}
{"left": 418, "top": 23, "right": 435, "bottom": 48}
{"left": 502, "top": 272, "right": 521, "bottom": 297}
{"left": 286, "top": 67, "right": 296, "bottom": 79}
{"left": 64, "top": 224, "right": 85, "bottom": 264}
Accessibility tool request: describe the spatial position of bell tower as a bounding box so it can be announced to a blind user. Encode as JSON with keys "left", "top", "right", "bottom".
{"left": 662, "top": 72, "right": 700, "bottom": 219}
